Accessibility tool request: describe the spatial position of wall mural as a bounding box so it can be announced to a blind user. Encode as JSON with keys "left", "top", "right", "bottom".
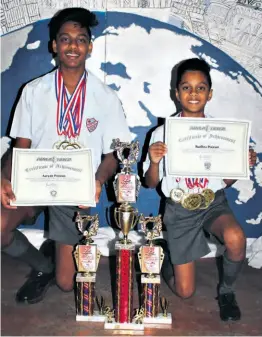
{"left": 1, "top": 0, "right": 262, "bottom": 261}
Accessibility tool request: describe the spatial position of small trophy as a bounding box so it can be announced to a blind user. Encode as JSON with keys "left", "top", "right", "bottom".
{"left": 74, "top": 213, "right": 105, "bottom": 322}
{"left": 105, "top": 139, "right": 144, "bottom": 330}
{"left": 138, "top": 215, "right": 172, "bottom": 324}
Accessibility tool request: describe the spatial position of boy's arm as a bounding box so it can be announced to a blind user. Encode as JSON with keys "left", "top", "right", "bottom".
{"left": 145, "top": 162, "right": 160, "bottom": 188}
{"left": 2, "top": 137, "right": 31, "bottom": 180}
{"left": 1, "top": 137, "right": 31, "bottom": 209}
{"left": 223, "top": 179, "right": 237, "bottom": 188}
{"left": 95, "top": 152, "right": 118, "bottom": 185}
{"left": 144, "top": 141, "right": 167, "bottom": 189}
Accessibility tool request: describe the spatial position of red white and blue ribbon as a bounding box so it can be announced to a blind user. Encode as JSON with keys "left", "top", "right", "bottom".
{"left": 55, "top": 69, "right": 87, "bottom": 138}
{"left": 185, "top": 178, "right": 209, "bottom": 189}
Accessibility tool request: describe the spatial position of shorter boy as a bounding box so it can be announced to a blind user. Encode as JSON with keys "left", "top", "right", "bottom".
{"left": 143, "top": 58, "right": 256, "bottom": 321}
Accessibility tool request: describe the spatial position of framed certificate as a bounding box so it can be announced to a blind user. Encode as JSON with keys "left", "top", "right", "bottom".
{"left": 11, "top": 148, "right": 96, "bottom": 206}
{"left": 165, "top": 117, "right": 251, "bottom": 179}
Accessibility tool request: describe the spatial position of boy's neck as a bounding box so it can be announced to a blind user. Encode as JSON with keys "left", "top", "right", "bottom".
{"left": 181, "top": 111, "right": 205, "bottom": 118}
{"left": 59, "top": 66, "right": 86, "bottom": 94}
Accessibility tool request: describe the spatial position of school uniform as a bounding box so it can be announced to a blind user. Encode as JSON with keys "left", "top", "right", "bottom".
{"left": 143, "top": 119, "right": 234, "bottom": 265}
{"left": 10, "top": 68, "right": 131, "bottom": 245}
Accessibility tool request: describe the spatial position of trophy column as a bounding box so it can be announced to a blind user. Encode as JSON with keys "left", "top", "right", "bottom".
{"left": 115, "top": 238, "right": 135, "bottom": 323}
{"left": 139, "top": 215, "right": 172, "bottom": 324}
{"left": 104, "top": 139, "right": 144, "bottom": 330}
{"left": 74, "top": 213, "right": 105, "bottom": 322}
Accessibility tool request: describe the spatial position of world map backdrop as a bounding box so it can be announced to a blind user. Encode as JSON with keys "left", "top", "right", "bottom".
{"left": 1, "top": 0, "right": 262, "bottom": 239}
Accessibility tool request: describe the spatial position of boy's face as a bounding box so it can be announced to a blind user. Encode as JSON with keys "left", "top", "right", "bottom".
{"left": 175, "top": 70, "right": 212, "bottom": 115}
{"left": 52, "top": 21, "right": 93, "bottom": 70}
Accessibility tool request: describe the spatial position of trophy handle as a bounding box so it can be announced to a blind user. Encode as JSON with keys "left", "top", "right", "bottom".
{"left": 114, "top": 208, "right": 121, "bottom": 230}
{"left": 131, "top": 210, "right": 139, "bottom": 229}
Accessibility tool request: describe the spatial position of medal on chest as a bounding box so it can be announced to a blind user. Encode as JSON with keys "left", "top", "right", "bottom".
{"left": 53, "top": 69, "right": 87, "bottom": 150}
{"left": 170, "top": 177, "right": 215, "bottom": 210}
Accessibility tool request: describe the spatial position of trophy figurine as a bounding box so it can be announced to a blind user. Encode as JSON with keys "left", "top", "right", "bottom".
{"left": 74, "top": 213, "right": 105, "bottom": 322}
{"left": 105, "top": 139, "right": 144, "bottom": 330}
{"left": 138, "top": 215, "right": 172, "bottom": 324}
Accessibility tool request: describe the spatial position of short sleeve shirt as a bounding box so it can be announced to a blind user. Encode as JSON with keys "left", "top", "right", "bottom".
{"left": 143, "top": 117, "right": 225, "bottom": 198}
{"left": 10, "top": 69, "right": 132, "bottom": 172}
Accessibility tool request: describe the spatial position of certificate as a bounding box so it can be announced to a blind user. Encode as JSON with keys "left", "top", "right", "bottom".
{"left": 165, "top": 117, "right": 251, "bottom": 179}
{"left": 11, "top": 148, "right": 96, "bottom": 206}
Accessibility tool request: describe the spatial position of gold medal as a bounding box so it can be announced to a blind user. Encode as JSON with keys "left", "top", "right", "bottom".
{"left": 53, "top": 140, "right": 82, "bottom": 150}
{"left": 202, "top": 189, "right": 215, "bottom": 205}
{"left": 199, "top": 193, "right": 210, "bottom": 210}
{"left": 181, "top": 193, "right": 202, "bottom": 211}
{"left": 170, "top": 188, "right": 185, "bottom": 203}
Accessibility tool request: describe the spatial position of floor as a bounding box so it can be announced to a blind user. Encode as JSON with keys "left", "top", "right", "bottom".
{"left": 1, "top": 252, "right": 262, "bottom": 336}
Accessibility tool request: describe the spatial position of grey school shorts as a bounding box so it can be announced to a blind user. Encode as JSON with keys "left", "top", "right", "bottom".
{"left": 163, "top": 189, "right": 234, "bottom": 265}
{"left": 48, "top": 206, "right": 91, "bottom": 246}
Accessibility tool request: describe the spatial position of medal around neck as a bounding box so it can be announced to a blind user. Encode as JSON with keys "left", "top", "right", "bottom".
{"left": 53, "top": 139, "right": 82, "bottom": 150}
{"left": 170, "top": 188, "right": 184, "bottom": 203}
{"left": 181, "top": 193, "right": 202, "bottom": 211}
{"left": 202, "top": 189, "right": 215, "bottom": 204}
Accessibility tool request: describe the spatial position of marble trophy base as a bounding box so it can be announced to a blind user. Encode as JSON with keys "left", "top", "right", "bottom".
{"left": 76, "top": 311, "right": 106, "bottom": 322}
{"left": 143, "top": 313, "right": 172, "bottom": 325}
{"left": 104, "top": 319, "right": 144, "bottom": 330}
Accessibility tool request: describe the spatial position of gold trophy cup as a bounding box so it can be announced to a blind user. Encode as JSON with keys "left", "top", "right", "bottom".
{"left": 114, "top": 203, "right": 138, "bottom": 244}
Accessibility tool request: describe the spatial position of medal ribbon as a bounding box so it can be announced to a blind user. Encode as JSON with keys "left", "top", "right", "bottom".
{"left": 185, "top": 178, "right": 209, "bottom": 189}
{"left": 55, "top": 69, "right": 87, "bottom": 138}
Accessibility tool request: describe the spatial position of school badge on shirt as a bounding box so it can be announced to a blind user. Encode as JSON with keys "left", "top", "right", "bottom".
{"left": 86, "top": 118, "right": 98, "bottom": 132}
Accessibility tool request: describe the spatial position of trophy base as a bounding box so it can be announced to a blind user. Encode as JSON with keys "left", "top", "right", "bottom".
{"left": 76, "top": 272, "right": 96, "bottom": 282}
{"left": 141, "top": 274, "right": 161, "bottom": 284}
{"left": 76, "top": 311, "right": 106, "bottom": 322}
{"left": 104, "top": 319, "right": 144, "bottom": 330}
{"left": 143, "top": 313, "right": 172, "bottom": 325}
{"left": 115, "top": 242, "right": 135, "bottom": 250}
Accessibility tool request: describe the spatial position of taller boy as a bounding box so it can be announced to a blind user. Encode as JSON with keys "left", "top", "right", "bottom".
{"left": 1, "top": 8, "right": 131, "bottom": 304}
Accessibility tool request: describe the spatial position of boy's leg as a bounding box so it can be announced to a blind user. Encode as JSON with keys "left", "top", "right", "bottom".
{"left": 173, "top": 262, "right": 196, "bottom": 298}
{"left": 156, "top": 238, "right": 196, "bottom": 299}
{"left": 209, "top": 213, "right": 245, "bottom": 321}
{"left": 47, "top": 206, "right": 91, "bottom": 292}
{"left": 1, "top": 205, "right": 55, "bottom": 304}
{"left": 55, "top": 243, "right": 76, "bottom": 292}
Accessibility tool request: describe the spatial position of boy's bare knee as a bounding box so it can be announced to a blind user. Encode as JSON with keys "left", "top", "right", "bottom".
{"left": 56, "top": 277, "right": 74, "bottom": 292}
{"left": 175, "top": 284, "right": 195, "bottom": 299}
{"left": 1, "top": 218, "right": 13, "bottom": 247}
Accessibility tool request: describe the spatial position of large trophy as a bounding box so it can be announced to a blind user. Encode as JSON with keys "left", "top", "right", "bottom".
{"left": 74, "top": 213, "right": 105, "bottom": 322}
{"left": 104, "top": 139, "right": 143, "bottom": 330}
{"left": 138, "top": 215, "right": 172, "bottom": 324}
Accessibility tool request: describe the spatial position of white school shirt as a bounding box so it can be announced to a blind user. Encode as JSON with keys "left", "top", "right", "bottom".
{"left": 10, "top": 69, "right": 131, "bottom": 172}
{"left": 143, "top": 117, "right": 225, "bottom": 198}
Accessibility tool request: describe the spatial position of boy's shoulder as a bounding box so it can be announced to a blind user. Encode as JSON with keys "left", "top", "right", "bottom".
{"left": 87, "top": 70, "right": 120, "bottom": 101}
{"left": 23, "top": 70, "right": 55, "bottom": 92}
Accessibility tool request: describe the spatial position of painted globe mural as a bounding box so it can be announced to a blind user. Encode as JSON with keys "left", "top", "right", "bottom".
{"left": 1, "top": 12, "right": 262, "bottom": 239}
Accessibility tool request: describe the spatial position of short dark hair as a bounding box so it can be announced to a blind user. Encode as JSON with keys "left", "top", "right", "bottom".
{"left": 172, "top": 58, "right": 212, "bottom": 90}
{"left": 48, "top": 7, "right": 98, "bottom": 42}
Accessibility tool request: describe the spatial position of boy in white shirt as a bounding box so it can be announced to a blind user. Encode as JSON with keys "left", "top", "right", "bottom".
{"left": 1, "top": 7, "right": 131, "bottom": 304}
{"left": 143, "top": 58, "right": 256, "bottom": 321}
